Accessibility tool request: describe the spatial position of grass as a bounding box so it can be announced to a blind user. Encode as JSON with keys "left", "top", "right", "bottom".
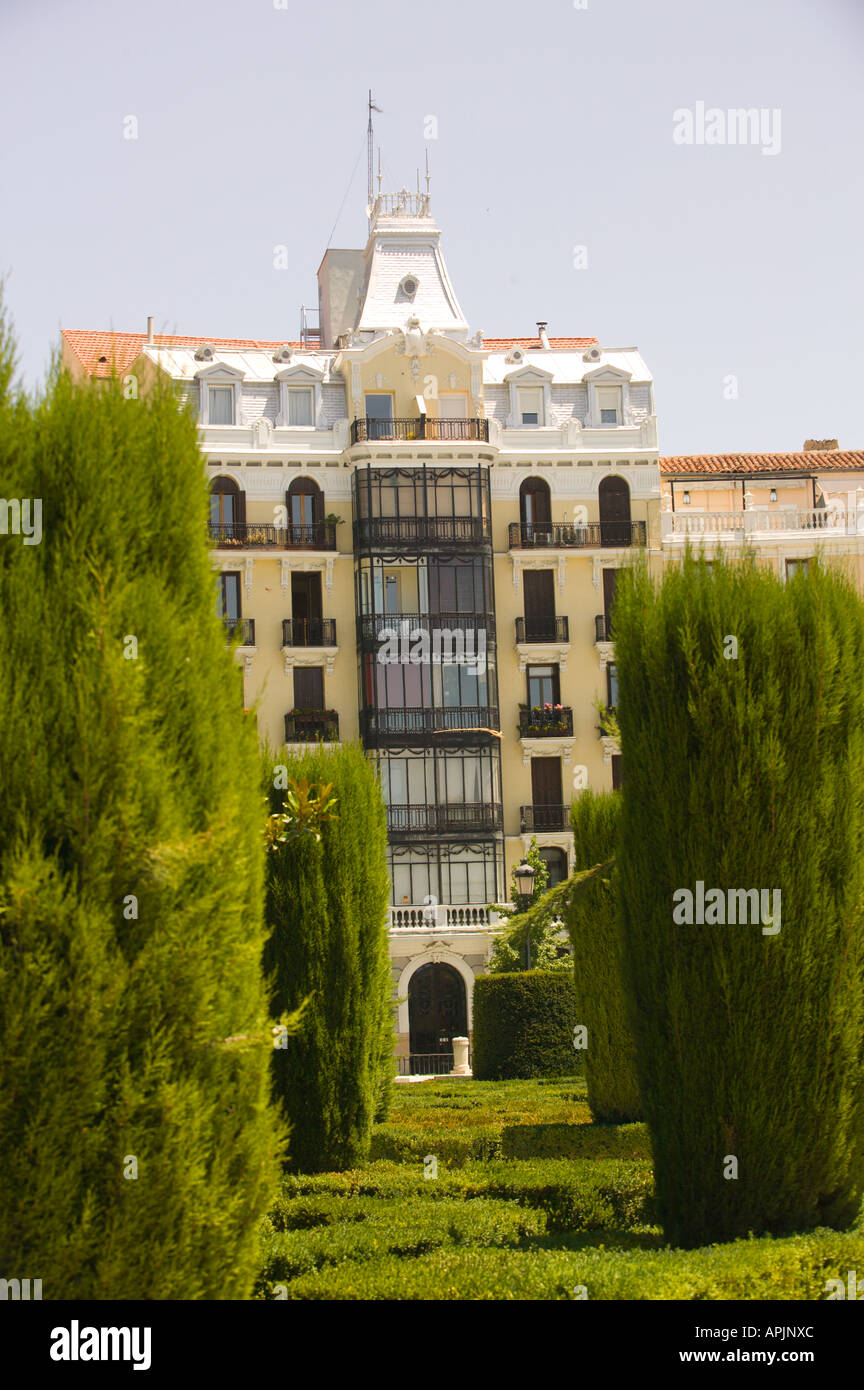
{"left": 256, "top": 1076, "right": 864, "bottom": 1300}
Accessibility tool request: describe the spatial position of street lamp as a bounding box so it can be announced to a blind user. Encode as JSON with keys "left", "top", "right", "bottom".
{"left": 514, "top": 859, "right": 536, "bottom": 970}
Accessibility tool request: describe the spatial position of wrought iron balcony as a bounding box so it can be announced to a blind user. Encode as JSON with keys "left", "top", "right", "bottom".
{"left": 518, "top": 706, "right": 573, "bottom": 738}
{"left": 386, "top": 802, "right": 503, "bottom": 837}
{"left": 358, "top": 612, "right": 494, "bottom": 648}
{"left": 223, "top": 617, "right": 255, "bottom": 645}
{"left": 508, "top": 521, "right": 647, "bottom": 549}
{"left": 353, "top": 516, "right": 490, "bottom": 549}
{"left": 520, "top": 804, "right": 571, "bottom": 832}
{"left": 595, "top": 614, "right": 612, "bottom": 642}
{"left": 209, "top": 522, "right": 337, "bottom": 550}
{"left": 362, "top": 706, "right": 499, "bottom": 744}
{"left": 284, "top": 709, "right": 340, "bottom": 743}
{"left": 282, "top": 618, "right": 337, "bottom": 647}
{"left": 515, "top": 616, "right": 569, "bottom": 644}
{"left": 350, "top": 416, "right": 489, "bottom": 444}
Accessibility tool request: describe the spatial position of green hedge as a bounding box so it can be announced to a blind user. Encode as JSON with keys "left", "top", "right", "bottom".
{"left": 261, "top": 1228, "right": 864, "bottom": 1301}
{"left": 472, "top": 971, "right": 580, "bottom": 1080}
{"left": 502, "top": 1122, "right": 651, "bottom": 1162}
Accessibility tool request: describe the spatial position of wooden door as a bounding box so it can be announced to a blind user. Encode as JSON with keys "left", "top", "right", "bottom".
{"left": 522, "top": 570, "right": 556, "bottom": 641}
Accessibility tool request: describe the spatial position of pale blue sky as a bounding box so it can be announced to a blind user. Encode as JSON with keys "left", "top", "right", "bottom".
{"left": 1, "top": 0, "right": 861, "bottom": 455}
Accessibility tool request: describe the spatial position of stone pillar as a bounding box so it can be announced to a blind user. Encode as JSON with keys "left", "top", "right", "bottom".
{"left": 451, "top": 1036, "right": 470, "bottom": 1076}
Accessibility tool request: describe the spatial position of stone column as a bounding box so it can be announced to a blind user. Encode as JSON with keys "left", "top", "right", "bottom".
{"left": 451, "top": 1037, "right": 470, "bottom": 1076}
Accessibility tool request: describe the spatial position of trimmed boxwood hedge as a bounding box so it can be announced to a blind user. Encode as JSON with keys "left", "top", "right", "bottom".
{"left": 472, "top": 971, "right": 580, "bottom": 1080}
{"left": 502, "top": 1121, "right": 651, "bottom": 1162}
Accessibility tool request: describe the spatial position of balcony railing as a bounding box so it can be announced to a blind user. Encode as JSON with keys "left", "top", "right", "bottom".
{"left": 282, "top": 618, "right": 337, "bottom": 647}
{"left": 387, "top": 803, "right": 503, "bottom": 837}
{"left": 515, "top": 616, "right": 569, "bottom": 644}
{"left": 350, "top": 417, "right": 490, "bottom": 444}
{"left": 518, "top": 707, "right": 574, "bottom": 738}
{"left": 595, "top": 614, "right": 611, "bottom": 643}
{"left": 663, "top": 508, "right": 857, "bottom": 538}
{"left": 223, "top": 617, "right": 255, "bottom": 645}
{"left": 520, "top": 804, "right": 571, "bottom": 832}
{"left": 363, "top": 706, "right": 499, "bottom": 741}
{"left": 354, "top": 516, "right": 489, "bottom": 548}
{"left": 209, "top": 522, "right": 337, "bottom": 550}
{"left": 389, "top": 903, "right": 498, "bottom": 930}
{"left": 358, "top": 612, "right": 494, "bottom": 648}
{"left": 509, "top": 521, "right": 647, "bottom": 549}
{"left": 284, "top": 709, "right": 340, "bottom": 743}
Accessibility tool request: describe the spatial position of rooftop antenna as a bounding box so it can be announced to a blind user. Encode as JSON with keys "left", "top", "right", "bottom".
{"left": 425, "top": 148, "right": 431, "bottom": 200}
{"left": 367, "top": 90, "right": 381, "bottom": 231}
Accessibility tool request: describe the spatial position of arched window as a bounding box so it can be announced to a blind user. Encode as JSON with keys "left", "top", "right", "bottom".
{"left": 287, "top": 477, "right": 323, "bottom": 544}
{"left": 519, "top": 477, "right": 552, "bottom": 543}
{"left": 598, "top": 476, "right": 632, "bottom": 547}
{"left": 209, "top": 477, "right": 244, "bottom": 539}
{"left": 538, "top": 846, "right": 568, "bottom": 888}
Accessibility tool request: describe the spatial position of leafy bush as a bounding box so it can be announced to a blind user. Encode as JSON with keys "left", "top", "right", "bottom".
{"left": 472, "top": 972, "right": 581, "bottom": 1080}
{"left": 264, "top": 744, "right": 393, "bottom": 1172}
{"left": 568, "top": 790, "right": 641, "bottom": 1123}
{"left": 502, "top": 1122, "right": 651, "bottom": 1162}
{"left": 615, "top": 552, "right": 864, "bottom": 1246}
{"left": 265, "top": 1227, "right": 864, "bottom": 1301}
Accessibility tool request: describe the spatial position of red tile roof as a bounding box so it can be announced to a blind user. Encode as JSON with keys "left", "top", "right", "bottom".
{"left": 481, "top": 336, "right": 598, "bottom": 350}
{"left": 660, "top": 451, "right": 864, "bottom": 476}
{"left": 63, "top": 328, "right": 601, "bottom": 379}
{"left": 62, "top": 330, "right": 306, "bottom": 378}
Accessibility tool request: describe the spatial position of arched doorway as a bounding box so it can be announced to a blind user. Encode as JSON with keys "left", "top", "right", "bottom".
{"left": 408, "top": 962, "right": 467, "bottom": 1070}
{"left": 598, "top": 476, "right": 632, "bottom": 547}
{"left": 519, "top": 476, "right": 552, "bottom": 544}
{"left": 210, "top": 476, "right": 244, "bottom": 540}
{"left": 287, "top": 477, "right": 322, "bottom": 545}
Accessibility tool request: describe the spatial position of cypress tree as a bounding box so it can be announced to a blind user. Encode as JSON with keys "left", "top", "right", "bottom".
{"left": 568, "top": 789, "right": 640, "bottom": 1123}
{"left": 264, "top": 743, "right": 393, "bottom": 1171}
{"left": 0, "top": 314, "right": 283, "bottom": 1297}
{"left": 614, "top": 549, "right": 864, "bottom": 1247}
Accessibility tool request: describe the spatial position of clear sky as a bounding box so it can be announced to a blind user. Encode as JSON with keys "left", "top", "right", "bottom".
{"left": 1, "top": 0, "right": 861, "bottom": 455}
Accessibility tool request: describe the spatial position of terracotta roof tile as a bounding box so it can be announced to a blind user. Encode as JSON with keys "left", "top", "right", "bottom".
{"left": 62, "top": 330, "right": 306, "bottom": 379}
{"left": 481, "top": 336, "right": 598, "bottom": 350}
{"left": 660, "top": 451, "right": 864, "bottom": 476}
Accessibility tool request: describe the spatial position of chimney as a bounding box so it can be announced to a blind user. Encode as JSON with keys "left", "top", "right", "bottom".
{"left": 146, "top": 316, "right": 154, "bottom": 344}
{"left": 537, "top": 321, "right": 551, "bottom": 350}
{"left": 804, "top": 439, "right": 838, "bottom": 451}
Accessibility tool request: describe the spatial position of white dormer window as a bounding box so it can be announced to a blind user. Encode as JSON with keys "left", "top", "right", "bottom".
{"left": 208, "top": 385, "right": 235, "bottom": 425}
{"left": 597, "top": 387, "right": 622, "bottom": 426}
{"left": 517, "top": 387, "right": 544, "bottom": 427}
{"left": 287, "top": 387, "right": 314, "bottom": 427}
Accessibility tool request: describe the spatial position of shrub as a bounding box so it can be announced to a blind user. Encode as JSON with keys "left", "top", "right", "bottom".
{"left": 614, "top": 551, "right": 864, "bottom": 1247}
{"left": 502, "top": 1122, "right": 651, "bottom": 1162}
{"left": 267, "top": 1227, "right": 864, "bottom": 1301}
{"left": 264, "top": 744, "right": 393, "bottom": 1172}
{"left": 472, "top": 971, "right": 581, "bottom": 1080}
{"left": 568, "top": 790, "right": 641, "bottom": 1122}
{"left": 0, "top": 327, "right": 282, "bottom": 1298}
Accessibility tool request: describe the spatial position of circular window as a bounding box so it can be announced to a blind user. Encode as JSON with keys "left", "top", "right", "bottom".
{"left": 400, "top": 275, "right": 419, "bottom": 298}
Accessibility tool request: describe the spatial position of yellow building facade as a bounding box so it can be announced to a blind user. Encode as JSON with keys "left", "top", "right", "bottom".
{"left": 63, "top": 191, "right": 863, "bottom": 1070}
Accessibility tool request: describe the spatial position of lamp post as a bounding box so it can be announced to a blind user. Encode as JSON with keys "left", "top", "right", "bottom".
{"left": 514, "top": 858, "right": 536, "bottom": 970}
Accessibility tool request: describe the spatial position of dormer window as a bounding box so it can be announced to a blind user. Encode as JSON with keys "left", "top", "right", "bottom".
{"left": 287, "top": 387, "right": 314, "bottom": 426}
{"left": 208, "top": 385, "right": 235, "bottom": 425}
{"left": 399, "top": 274, "right": 419, "bottom": 299}
{"left": 597, "top": 387, "right": 621, "bottom": 426}
{"left": 518, "top": 387, "right": 544, "bottom": 427}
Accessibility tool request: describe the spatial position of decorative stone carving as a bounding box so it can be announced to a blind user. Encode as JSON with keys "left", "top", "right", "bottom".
{"left": 244, "top": 557, "right": 254, "bottom": 596}
{"left": 252, "top": 417, "right": 272, "bottom": 447}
